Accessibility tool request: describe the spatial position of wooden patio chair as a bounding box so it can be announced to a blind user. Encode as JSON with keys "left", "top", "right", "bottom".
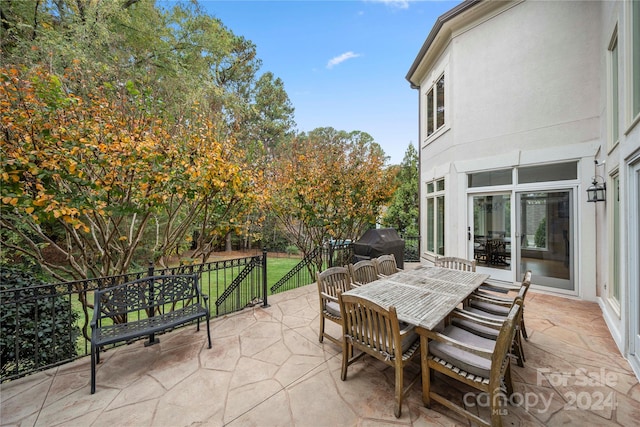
{"left": 348, "top": 259, "right": 379, "bottom": 287}
{"left": 338, "top": 292, "right": 420, "bottom": 418}
{"left": 454, "top": 284, "right": 528, "bottom": 367}
{"left": 468, "top": 271, "right": 532, "bottom": 341}
{"left": 316, "top": 266, "right": 352, "bottom": 345}
{"left": 434, "top": 256, "right": 476, "bottom": 272}
{"left": 418, "top": 303, "right": 522, "bottom": 427}
{"left": 374, "top": 254, "right": 400, "bottom": 277}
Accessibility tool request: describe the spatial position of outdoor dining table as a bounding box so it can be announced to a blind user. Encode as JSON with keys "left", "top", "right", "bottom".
{"left": 342, "top": 265, "right": 490, "bottom": 330}
{"left": 342, "top": 265, "right": 491, "bottom": 410}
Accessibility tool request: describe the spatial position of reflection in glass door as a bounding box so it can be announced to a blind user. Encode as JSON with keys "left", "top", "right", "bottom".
{"left": 516, "top": 191, "right": 573, "bottom": 291}
{"left": 471, "top": 194, "right": 512, "bottom": 281}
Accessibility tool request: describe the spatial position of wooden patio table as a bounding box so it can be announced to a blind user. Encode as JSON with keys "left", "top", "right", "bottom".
{"left": 342, "top": 265, "right": 489, "bottom": 330}
{"left": 342, "top": 265, "right": 490, "bottom": 409}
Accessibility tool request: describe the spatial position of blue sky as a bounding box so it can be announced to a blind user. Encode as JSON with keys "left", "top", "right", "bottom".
{"left": 191, "top": 0, "right": 462, "bottom": 165}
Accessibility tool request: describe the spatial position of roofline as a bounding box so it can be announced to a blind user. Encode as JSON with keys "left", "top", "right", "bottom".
{"left": 405, "top": 0, "right": 483, "bottom": 88}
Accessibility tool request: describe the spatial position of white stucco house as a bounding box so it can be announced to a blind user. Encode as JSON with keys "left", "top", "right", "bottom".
{"left": 406, "top": 0, "right": 640, "bottom": 378}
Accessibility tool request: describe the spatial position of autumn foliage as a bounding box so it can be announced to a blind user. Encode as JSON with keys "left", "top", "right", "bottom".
{"left": 268, "top": 128, "right": 397, "bottom": 266}
{"left": 0, "top": 65, "right": 262, "bottom": 280}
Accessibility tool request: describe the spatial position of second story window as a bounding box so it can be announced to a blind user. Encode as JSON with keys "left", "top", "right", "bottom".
{"left": 426, "top": 74, "right": 445, "bottom": 137}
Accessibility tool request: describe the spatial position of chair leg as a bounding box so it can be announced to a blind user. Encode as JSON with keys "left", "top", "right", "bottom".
{"left": 504, "top": 362, "right": 514, "bottom": 396}
{"left": 91, "top": 344, "right": 97, "bottom": 394}
{"left": 520, "top": 317, "right": 529, "bottom": 341}
{"left": 394, "top": 363, "right": 404, "bottom": 418}
{"left": 420, "top": 337, "right": 431, "bottom": 407}
{"left": 340, "top": 341, "right": 350, "bottom": 381}
{"left": 514, "top": 332, "right": 525, "bottom": 366}
{"left": 489, "top": 385, "right": 504, "bottom": 427}
{"left": 206, "top": 318, "right": 212, "bottom": 349}
{"left": 319, "top": 316, "right": 325, "bottom": 343}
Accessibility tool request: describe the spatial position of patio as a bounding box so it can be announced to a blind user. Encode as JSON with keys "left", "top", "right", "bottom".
{"left": 2, "top": 275, "right": 640, "bottom": 426}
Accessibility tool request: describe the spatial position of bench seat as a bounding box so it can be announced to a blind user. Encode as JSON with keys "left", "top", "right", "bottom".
{"left": 90, "top": 274, "right": 211, "bottom": 394}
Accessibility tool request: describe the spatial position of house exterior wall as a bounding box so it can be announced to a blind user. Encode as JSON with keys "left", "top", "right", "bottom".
{"left": 415, "top": 0, "right": 601, "bottom": 295}
{"left": 408, "top": 0, "right": 640, "bottom": 378}
{"left": 596, "top": 0, "right": 640, "bottom": 378}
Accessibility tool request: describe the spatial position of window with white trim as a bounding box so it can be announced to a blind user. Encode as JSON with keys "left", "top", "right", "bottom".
{"left": 633, "top": 1, "right": 640, "bottom": 118}
{"left": 608, "top": 29, "right": 619, "bottom": 147}
{"left": 425, "top": 74, "right": 445, "bottom": 137}
{"left": 610, "top": 173, "right": 621, "bottom": 311}
{"left": 425, "top": 178, "right": 445, "bottom": 255}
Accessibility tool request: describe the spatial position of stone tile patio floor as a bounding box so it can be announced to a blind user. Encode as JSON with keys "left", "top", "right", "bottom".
{"left": 2, "top": 279, "right": 640, "bottom": 426}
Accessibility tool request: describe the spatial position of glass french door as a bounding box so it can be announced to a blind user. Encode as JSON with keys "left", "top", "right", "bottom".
{"left": 470, "top": 194, "right": 513, "bottom": 282}
{"left": 470, "top": 190, "right": 575, "bottom": 289}
{"left": 516, "top": 190, "right": 574, "bottom": 291}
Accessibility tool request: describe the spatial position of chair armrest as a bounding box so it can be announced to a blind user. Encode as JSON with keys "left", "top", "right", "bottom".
{"left": 90, "top": 291, "right": 102, "bottom": 330}
{"left": 320, "top": 292, "right": 338, "bottom": 303}
{"left": 421, "top": 328, "right": 493, "bottom": 359}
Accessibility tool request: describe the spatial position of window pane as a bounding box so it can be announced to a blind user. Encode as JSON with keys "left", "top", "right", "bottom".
{"left": 612, "top": 37, "right": 619, "bottom": 142}
{"left": 634, "top": 1, "right": 640, "bottom": 116}
{"left": 468, "top": 169, "right": 512, "bottom": 187}
{"left": 436, "top": 195, "right": 445, "bottom": 255}
{"left": 518, "top": 162, "right": 578, "bottom": 184}
{"left": 426, "top": 89, "right": 434, "bottom": 136}
{"left": 436, "top": 179, "right": 445, "bottom": 191}
{"left": 426, "top": 182, "right": 434, "bottom": 193}
{"left": 613, "top": 176, "right": 620, "bottom": 302}
{"left": 427, "top": 198, "right": 434, "bottom": 251}
{"left": 436, "top": 75, "right": 445, "bottom": 130}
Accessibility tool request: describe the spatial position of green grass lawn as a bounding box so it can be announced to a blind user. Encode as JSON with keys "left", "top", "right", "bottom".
{"left": 266, "top": 255, "right": 304, "bottom": 288}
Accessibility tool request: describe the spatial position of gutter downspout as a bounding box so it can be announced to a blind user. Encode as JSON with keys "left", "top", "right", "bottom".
{"left": 411, "top": 82, "right": 422, "bottom": 259}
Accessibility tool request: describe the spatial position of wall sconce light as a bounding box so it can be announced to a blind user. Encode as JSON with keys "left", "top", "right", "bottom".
{"left": 587, "top": 176, "right": 606, "bottom": 202}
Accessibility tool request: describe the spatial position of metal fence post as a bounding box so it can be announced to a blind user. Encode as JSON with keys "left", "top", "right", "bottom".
{"left": 262, "top": 249, "right": 269, "bottom": 307}
{"left": 146, "top": 261, "right": 158, "bottom": 346}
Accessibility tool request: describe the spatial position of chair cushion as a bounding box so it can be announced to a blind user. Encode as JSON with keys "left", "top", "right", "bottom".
{"left": 469, "top": 299, "right": 510, "bottom": 316}
{"left": 399, "top": 324, "right": 418, "bottom": 354}
{"left": 325, "top": 301, "right": 341, "bottom": 318}
{"left": 429, "top": 325, "right": 496, "bottom": 378}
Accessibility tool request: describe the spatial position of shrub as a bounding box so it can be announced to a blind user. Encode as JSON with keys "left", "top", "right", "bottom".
{"left": 285, "top": 245, "right": 300, "bottom": 256}
{"left": 534, "top": 218, "right": 547, "bottom": 248}
{"left": 0, "top": 267, "right": 80, "bottom": 379}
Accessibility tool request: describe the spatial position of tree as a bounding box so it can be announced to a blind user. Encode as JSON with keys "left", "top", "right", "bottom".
{"left": 0, "top": 66, "right": 262, "bottom": 281}
{"left": 383, "top": 143, "right": 419, "bottom": 235}
{"left": 1, "top": 0, "right": 295, "bottom": 267}
{"left": 268, "top": 127, "right": 396, "bottom": 270}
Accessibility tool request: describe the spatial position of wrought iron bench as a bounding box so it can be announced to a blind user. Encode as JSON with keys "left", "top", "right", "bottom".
{"left": 90, "top": 274, "right": 211, "bottom": 394}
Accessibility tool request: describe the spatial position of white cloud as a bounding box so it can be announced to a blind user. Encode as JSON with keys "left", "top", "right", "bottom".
{"left": 368, "top": 0, "right": 410, "bottom": 9}
{"left": 326, "top": 51, "right": 362, "bottom": 69}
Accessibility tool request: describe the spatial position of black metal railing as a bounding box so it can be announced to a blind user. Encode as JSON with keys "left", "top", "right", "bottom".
{"left": 270, "top": 246, "right": 322, "bottom": 294}
{"left": 1, "top": 236, "right": 418, "bottom": 383}
{"left": 0, "top": 252, "right": 267, "bottom": 382}
{"left": 402, "top": 235, "right": 420, "bottom": 262}
{"left": 270, "top": 242, "right": 354, "bottom": 294}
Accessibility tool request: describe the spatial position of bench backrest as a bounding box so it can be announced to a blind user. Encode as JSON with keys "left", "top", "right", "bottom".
{"left": 94, "top": 274, "right": 201, "bottom": 323}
